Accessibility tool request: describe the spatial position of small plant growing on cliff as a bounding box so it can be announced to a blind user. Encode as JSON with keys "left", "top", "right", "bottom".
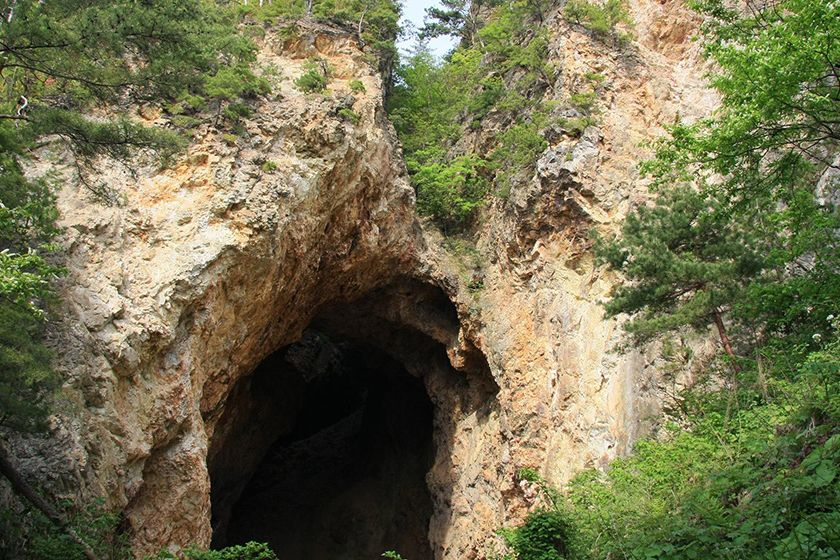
{"left": 563, "top": 0, "right": 633, "bottom": 44}
{"left": 295, "top": 58, "right": 331, "bottom": 93}
{"left": 349, "top": 79, "right": 367, "bottom": 93}
{"left": 205, "top": 64, "right": 271, "bottom": 124}
{"left": 261, "top": 160, "right": 278, "bottom": 174}
{"left": 338, "top": 108, "right": 361, "bottom": 124}
{"left": 382, "top": 552, "right": 407, "bottom": 560}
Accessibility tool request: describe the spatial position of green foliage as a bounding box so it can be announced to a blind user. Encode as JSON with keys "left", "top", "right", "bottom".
{"left": 0, "top": 122, "right": 63, "bottom": 433}
{"left": 338, "top": 108, "right": 361, "bottom": 124}
{"left": 0, "top": 302, "right": 58, "bottom": 432}
{"left": 205, "top": 64, "right": 270, "bottom": 110}
{"left": 171, "top": 115, "right": 203, "bottom": 130}
{"left": 420, "top": 0, "right": 480, "bottom": 43}
{"left": 595, "top": 187, "right": 774, "bottom": 344}
{"left": 502, "top": 509, "right": 574, "bottom": 560}
{"left": 295, "top": 58, "right": 331, "bottom": 93}
{"left": 517, "top": 467, "right": 542, "bottom": 483}
{"left": 239, "top": 0, "right": 400, "bottom": 59}
{"left": 181, "top": 541, "right": 278, "bottom": 560}
{"left": 0, "top": 498, "right": 129, "bottom": 560}
{"left": 563, "top": 0, "right": 633, "bottom": 43}
{"left": 0, "top": 0, "right": 258, "bottom": 439}
{"left": 569, "top": 92, "right": 596, "bottom": 113}
{"left": 389, "top": 1, "right": 560, "bottom": 229}
{"left": 596, "top": 0, "right": 840, "bottom": 351}
{"left": 413, "top": 155, "right": 490, "bottom": 232}
{"left": 490, "top": 111, "right": 550, "bottom": 197}
{"left": 496, "top": 331, "right": 840, "bottom": 560}
{"left": 349, "top": 79, "right": 367, "bottom": 93}
{"left": 382, "top": 552, "right": 407, "bottom": 560}
{"left": 0, "top": 17, "right": 267, "bottom": 558}
{"left": 261, "top": 160, "right": 278, "bottom": 173}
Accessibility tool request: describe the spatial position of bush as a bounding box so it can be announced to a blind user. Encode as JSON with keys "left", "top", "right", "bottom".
{"left": 170, "top": 115, "right": 202, "bottom": 129}
{"left": 182, "top": 542, "right": 278, "bottom": 560}
{"left": 294, "top": 58, "right": 330, "bottom": 93}
{"left": 338, "top": 108, "right": 361, "bottom": 124}
{"left": 563, "top": 0, "right": 632, "bottom": 41}
{"left": 412, "top": 154, "right": 489, "bottom": 231}
{"left": 349, "top": 79, "right": 366, "bottom": 93}
{"left": 502, "top": 509, "right": 573, "bottom": 560}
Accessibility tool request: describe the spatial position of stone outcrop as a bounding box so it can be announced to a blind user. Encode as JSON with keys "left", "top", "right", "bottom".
{"left": 4, "top": 3, "right": 718, "bottom": 559}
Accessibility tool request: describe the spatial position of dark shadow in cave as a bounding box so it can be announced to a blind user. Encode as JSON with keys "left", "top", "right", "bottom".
{"left": 206, "top": 280, "right": 498, "bottom": 560}
{"left": 221, "top": 336, "right": 433, "bottom": 559}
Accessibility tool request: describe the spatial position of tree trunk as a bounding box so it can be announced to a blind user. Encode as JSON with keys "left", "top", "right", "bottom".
{"left": 357, "top": 4, "right": 369, "bottom": 47}
{"left": 713, "top": 309, "right": 741, "bottom": 424}
{"left": 713, "top": 309, "right": 741, "bottom": 373}
{"left": 755, "top": 352, "right": 770, "bottom": 401}
{"left": 0, "top": 441, "right": 100, "bottom": 560}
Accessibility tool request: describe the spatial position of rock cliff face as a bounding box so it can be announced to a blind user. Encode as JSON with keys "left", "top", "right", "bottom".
{"left": 9, "top": 3, "right": 717, "bottom": 559}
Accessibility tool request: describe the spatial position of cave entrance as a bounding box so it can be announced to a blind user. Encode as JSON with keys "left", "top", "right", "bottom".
{"left": 206, "top": 280, "right": 495, "bottom": 560}
{"left": 217, "top": 333, "right": 433, "bottom": 559}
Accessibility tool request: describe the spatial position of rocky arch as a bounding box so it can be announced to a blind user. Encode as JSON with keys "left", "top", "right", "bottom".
{"left": 204, "top": 279, "right": 499, "bottom": 559}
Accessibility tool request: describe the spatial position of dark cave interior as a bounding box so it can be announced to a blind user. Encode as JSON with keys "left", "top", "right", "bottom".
{"left": 215, "top": 334, "right": 435, "bottom": 559}
{"left": 205, "top": 280, "right": 480, "bottom": 560}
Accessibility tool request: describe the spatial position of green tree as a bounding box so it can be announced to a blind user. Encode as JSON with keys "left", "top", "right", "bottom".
{"left": 390, "top": 2, "right": 555, "bottom": 229}
{"left": 595, "top": 188, "right": 771, "bottom": 366}
{"left": 597, "top": 0, "right": 840, "bottom": 360}
{"left": 420, "top": 0, "right": 481, "bottom": 44}
{"left": 563, "top": 0, "right": 632, "bottom": 42}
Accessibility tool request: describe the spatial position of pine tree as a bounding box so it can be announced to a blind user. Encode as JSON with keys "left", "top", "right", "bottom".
{"left": 595, "top": 188, "right": 770, "bottom": 367}
{"left": 597, "top": 0, "right": 840, "bottom": 363}
{"left": 420, "top": 0, "right": 502, "bottom": 46}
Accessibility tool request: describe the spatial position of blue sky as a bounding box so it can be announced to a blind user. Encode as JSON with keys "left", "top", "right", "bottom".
{"left": 397, "top": 1, "right": 457, "bottom": 58}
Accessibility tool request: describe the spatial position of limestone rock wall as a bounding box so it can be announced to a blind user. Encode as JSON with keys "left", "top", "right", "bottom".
{"left": 26, "top": 23, "right": 428, "bottom": 555}
{"left": 418, "top": 0, "right": 718, "bottom": 546}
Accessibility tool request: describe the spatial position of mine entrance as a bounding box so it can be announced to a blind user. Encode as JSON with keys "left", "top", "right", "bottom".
{"left": 206, "top": 280, "right": 489, "bottom": 560}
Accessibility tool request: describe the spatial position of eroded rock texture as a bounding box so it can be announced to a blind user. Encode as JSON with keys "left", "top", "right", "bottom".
{"left": 5, "top": 3, "right": 717, "bottom": 559}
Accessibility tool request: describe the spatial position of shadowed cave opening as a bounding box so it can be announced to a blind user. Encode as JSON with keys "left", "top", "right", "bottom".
{"left": 206, "top": 280, "right": 496, "bottom": 560}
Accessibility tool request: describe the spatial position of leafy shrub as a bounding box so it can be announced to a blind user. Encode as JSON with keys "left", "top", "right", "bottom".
{"left": 222, "top": 102, "right": 253, "bottom": 123}
{"left": 496, "top": 333, "right": 840, "bottom": 560}
{"left": 584, "top": 72, "right": 605, "bottom": 84}
{"left": 502, "top": 509, "right": 573, "bottom": 560}
{"left": 564, "top": 0, "right": 632, "bottom": 42}
{"left": 569, "top": 92, "right": 596, "bottom": 113}
{"left": 294, "top": 58, "right": 330, "bottom": 93}
{"left": 338, "top": 108, "right": 361, "bottom": 124}
{"left": 388, "top": 1, "right": 567, "bottom": 228}
{"left": 170, "top": 115, "right": 202, "bottom": 129}
{"left": 413, "top": 155, "right": 489, "bottom": 231}
{"left": 182, "top": 541, "right": 278, "bottom": 560}
{"left": 20, "top": 499, "right": 127, "bottom": 560}
{"left": 261, "top": 161, "right": 278, "bottom": 173}
{"left": 349, "top": 79, "right": 367, "bottom": 93}
{"left": 557, "top": 116, "right": 595, "bottom": 137}
{"left": 205, "top": 64, "right": 271, "bottom": 102}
